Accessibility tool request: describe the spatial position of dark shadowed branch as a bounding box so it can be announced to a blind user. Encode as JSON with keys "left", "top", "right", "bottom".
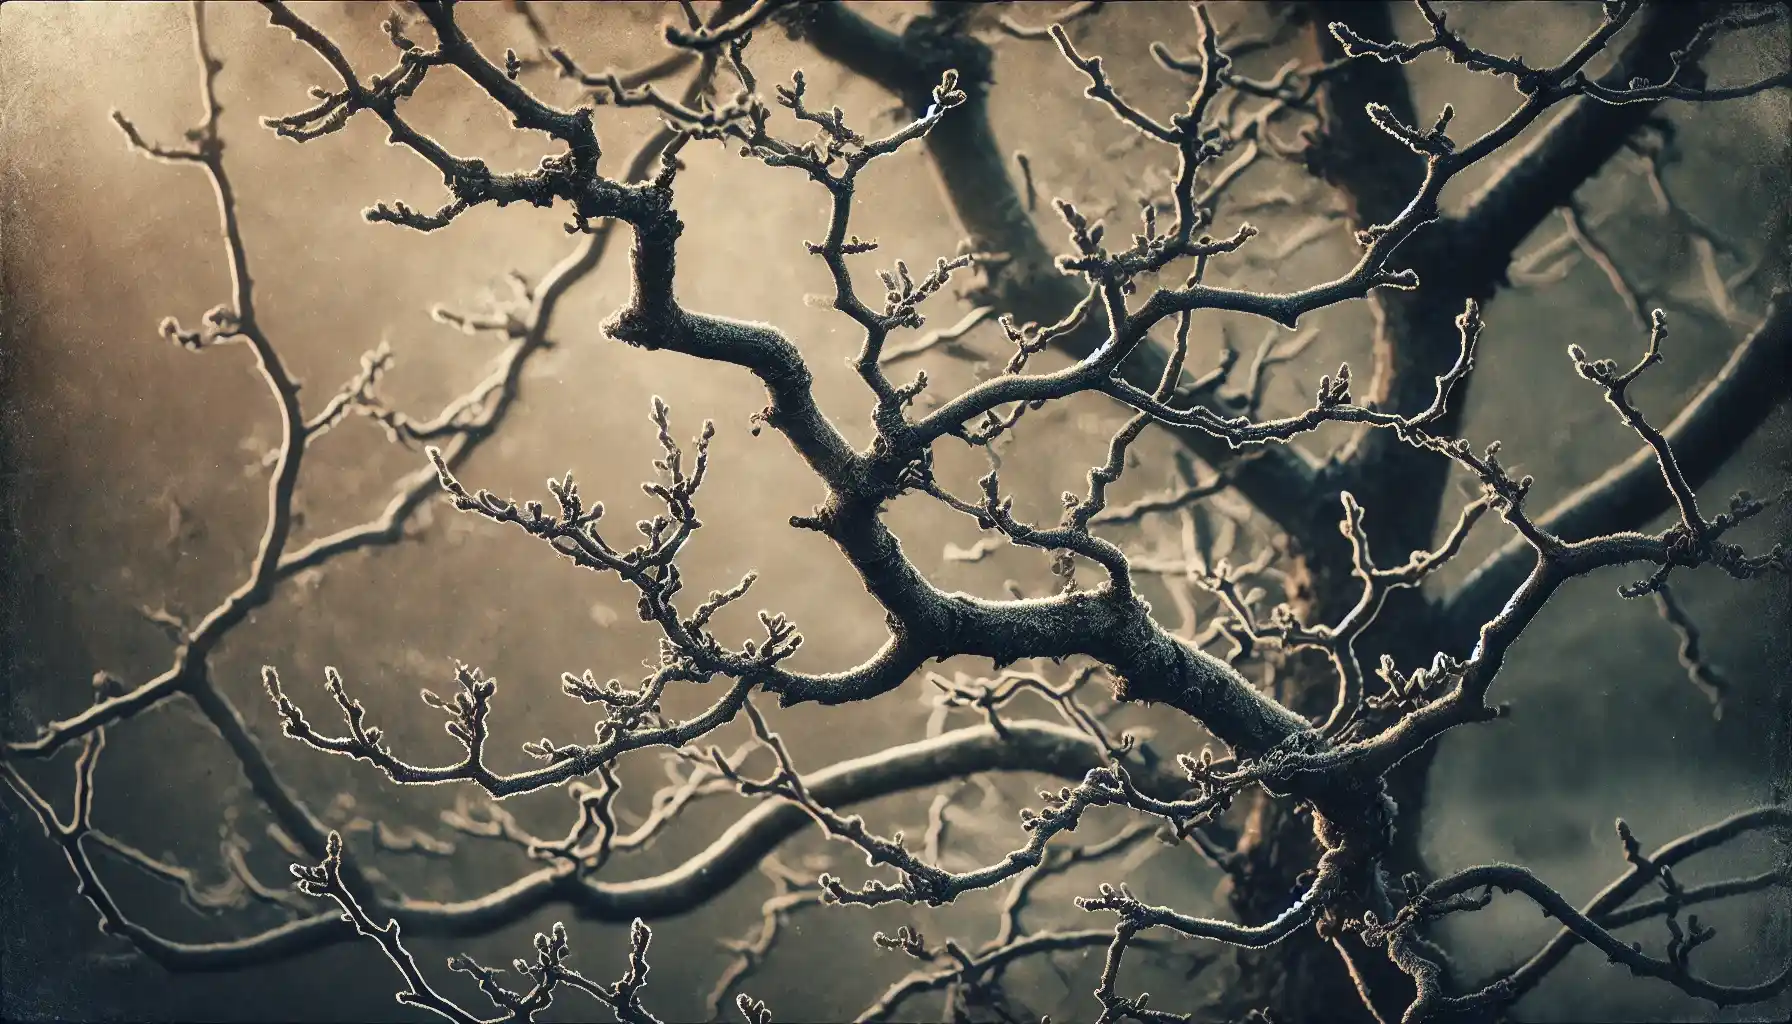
{"left": 7, "top": 4, "right": 1789, "bottom": 1023}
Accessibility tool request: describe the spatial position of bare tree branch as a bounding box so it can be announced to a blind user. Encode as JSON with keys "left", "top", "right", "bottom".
{"left": 8, "top": 6, "right": 1787, "bottom": 1024}
{"left": 1446, "top": 291, "right": 1790, "bottom": 643}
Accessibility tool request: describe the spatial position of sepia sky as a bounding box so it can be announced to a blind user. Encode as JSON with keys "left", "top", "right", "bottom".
{"left": 3, "top": 3, "right": 1788, "bottom": 1020}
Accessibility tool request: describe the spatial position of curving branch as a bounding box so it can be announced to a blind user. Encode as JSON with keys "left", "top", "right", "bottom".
{"left": 1446, "top": 2, "right": 1746, "bottom": 293}
{"left": 1481, "top": 807, "right": 1792, "bottom": 1008}
{"left": 2, "top": 0, "right": 724, "bottom": 984}
{"left": 796, "top": 0, "right": 1334, "bottom": 547}
{"left": 5, "top": 720, "right": 1175, "bottom": 972}
{"left": 1370, "top": 809, "right": 1792, "bottom": 1019}
{"left": 1445, "top": 291, "right": 1791, "bottom": 643}
{"left": 10, "top": 5, "right": 1789, "bottom": 1024}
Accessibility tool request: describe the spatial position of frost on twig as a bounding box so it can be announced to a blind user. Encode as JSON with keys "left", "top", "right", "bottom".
{"left": 8, "top": 2, "right": 1791, "bottom": 1023}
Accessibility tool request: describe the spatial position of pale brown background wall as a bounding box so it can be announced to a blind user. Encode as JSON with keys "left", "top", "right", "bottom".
{"left": 3, "top": 3, "right": 1788, "bottom": 1021}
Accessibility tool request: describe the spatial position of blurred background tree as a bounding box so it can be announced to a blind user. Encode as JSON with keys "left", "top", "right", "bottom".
{"left": 3, "top": 2, "right": 1788, "bottom": 1021}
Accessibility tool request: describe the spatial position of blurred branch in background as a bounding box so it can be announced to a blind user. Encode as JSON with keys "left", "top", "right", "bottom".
{"left": 3, "top": 2, "right": 1789, "bottom": 1023}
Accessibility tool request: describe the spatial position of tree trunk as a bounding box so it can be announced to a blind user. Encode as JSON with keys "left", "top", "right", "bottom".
{"left": 796, "top": 6, "right": 1468, "bottom": 1019}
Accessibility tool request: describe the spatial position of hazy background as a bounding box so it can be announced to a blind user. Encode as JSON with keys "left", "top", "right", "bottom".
{"left": 3, "top": 2, "right": 1788, "bottom": 1021}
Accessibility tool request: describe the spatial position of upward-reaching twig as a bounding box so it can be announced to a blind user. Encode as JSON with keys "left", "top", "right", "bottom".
{"left": 8, "top": 5, "right": 1789, "bottom": 1024}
